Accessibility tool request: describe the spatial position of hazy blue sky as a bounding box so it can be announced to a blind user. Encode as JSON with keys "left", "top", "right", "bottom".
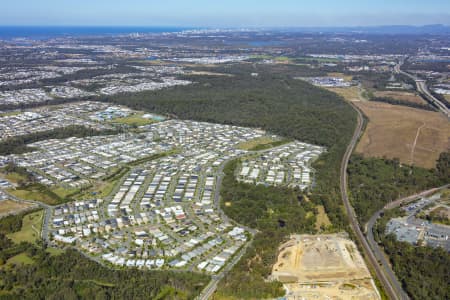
{"left": 2, "top": 0, "right": 450, "bottom": 27}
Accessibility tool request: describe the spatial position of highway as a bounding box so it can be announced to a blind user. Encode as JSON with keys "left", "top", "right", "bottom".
{"left": 3, "top": 126, "right": 420, "bottom": 300}
{"left": 340, "top": 102, "right": 405, "bottom": 300}
{"left": 394, "top": 60, "right": 450, "bottom": 118}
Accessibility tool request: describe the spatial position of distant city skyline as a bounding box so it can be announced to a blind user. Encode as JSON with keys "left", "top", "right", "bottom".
{"left": 2, "top": 0, "right": 450, "bottom": 27}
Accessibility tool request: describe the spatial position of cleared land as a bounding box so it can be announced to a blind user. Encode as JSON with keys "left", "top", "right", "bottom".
{"left": 73, "top": 179, "right": 118, "bottom": 200}
{"left": 354, "top": 101, "right": 450, "bottom": 169}
{"left": 327, "top": 72, "right": 354, "bottom": 81}
{"left": 373, "top": 91, "right": 428, "bottom": 105}
{"left": 111, "top": 113, "right": 155, "bottom": 127}
{"left": 327, "top": 86, "right": 362, "bottom": 102}
{"left": 9, "top": 185, "right": 63, "bottom": 205}
{"left": 1, "top": 171, "right": 27, "bottom": 185}
{"left": 236, "top": 136, "right": 291, "bottom": 151}
{"left": 7, "top": 210, "right": 43, "bottom": 245}
{"left": 0, "top": 111, "right": 21, "bottom": 117}
{"left": 296, "top": 56, "right": 340, "bottom": 63}
{"left": 418, "top": 191, "right": 450, "bottom": 225}
{"left": 0, "top": 200, "right": 35, "bottom": 216}
{"left": 430, "top": 206, "right": 450, "bottom": 221}
{"left": 315, "top": 205, "right": 332, "bottom": 231}
{"left": 188, "top": 71, "right": 233, "bottom": 77}
{"left": 272, "top": 233, "right": 379, "bottom": 300}
{"left": 6, "top": 252, "right": 34, "bottom": 266}
{"left": 46, "top": 247, "right": 65, "bottom": 256}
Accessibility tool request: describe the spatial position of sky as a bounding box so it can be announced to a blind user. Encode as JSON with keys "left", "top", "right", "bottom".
{"left": 2, "top": 0, "right": 450, "bottom": 27}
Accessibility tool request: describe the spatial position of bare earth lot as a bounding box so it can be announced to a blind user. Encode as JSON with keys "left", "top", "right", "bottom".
{"left": 0, "top": 200, "right": 36, "bottom": 217}
{"left": 354, "top": 101, "right": 450, "bottom": 169}
{"left": 373, "top": 91, "right": 428, "bottom": 105}
{"left": 315, "top": 205, "right": 332, "bottom": 231}
{"left": 327, "top": 86, "right": 362, "bottom": 102}
{"left": 272, "top": 233, "right": 380, "bottom": 300}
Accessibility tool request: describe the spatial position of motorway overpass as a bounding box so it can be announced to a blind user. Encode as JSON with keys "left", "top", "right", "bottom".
{"left": 395, "top": 61, "right": 450, "bottom": 118}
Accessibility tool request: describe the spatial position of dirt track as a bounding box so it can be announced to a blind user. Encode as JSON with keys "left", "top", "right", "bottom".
{"left": 355, "top": 101, "right": 450, "bottom": 168}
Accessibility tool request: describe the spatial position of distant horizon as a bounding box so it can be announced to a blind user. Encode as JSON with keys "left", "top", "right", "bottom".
{"left": 3, "top": 1, "right": 450, "bottom": 28}
{"left": 0, "top": 24, "right": 449, "bottom": 29}
{"left": 1, "top": 24, "right": 449, "bottom": 40}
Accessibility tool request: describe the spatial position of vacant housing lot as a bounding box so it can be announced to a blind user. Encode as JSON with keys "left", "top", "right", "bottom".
{"left": 355, "top": 101, "right": 450, "bottom": 168}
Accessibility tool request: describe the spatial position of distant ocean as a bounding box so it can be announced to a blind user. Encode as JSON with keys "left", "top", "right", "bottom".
{"left": 0, "top": 26, "right": 192, "bottom": 40}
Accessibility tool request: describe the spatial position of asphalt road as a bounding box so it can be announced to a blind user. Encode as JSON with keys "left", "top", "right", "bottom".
{"left": 340, "top": 102, "right": 405, "bottom": 300}
{"left": 198, "top": 240, "right": 252, "bottom": 300}
{"left": 198, "top": 144, "right": 293, "bottom": 299}
{"left": 197, "top": 158, "right": 257, "bottom": 300}
{"left": 415, "top": 80, "right": 450, "bottom": 117}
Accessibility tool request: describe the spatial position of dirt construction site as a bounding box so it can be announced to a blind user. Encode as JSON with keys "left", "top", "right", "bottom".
{"left": 272, "top": 233, "right": 380, "bottom": 300}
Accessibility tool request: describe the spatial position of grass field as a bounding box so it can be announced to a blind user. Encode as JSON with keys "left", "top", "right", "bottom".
{"left": 0, "top": 111, "right": 21, "bottom": 117}
{"left": 7, "top": 210, "right": 43, "bottom": 245}
{"left": 73, "top": 179, "right": 118, "bottom": 200}
{"left": 237, "top": 136, "right": 291, "bottom": 151}
{"left": 327, "top": 72, "right": 354, "bottom": 81}
{"left": 250, "top": 54, "right": 273, "bottom": 60}
{"left": 295, "top": 56, "right": 340, "bottom": 63}
{"left": 46, "top": 247, "right": 65, "bottom": 256}
{"left": 9, "top": 185, "right": 63, "bottom": 205}
{"left": 326, "top": 86, "right": 362, "bottom": 102}
{"left": 373, "top": 91, "right": 428, "bottom": 105}
{"left": 51, "top": 186, "right": 79, "bottom": 199}
{"left": 6, "top": 252, "right": 34, "bottom": 265}
{"left": 112, "top": 113, "right": 155, "bottom": 127}
{"left": 0, "top": 200, "right": 34, "bottom": 216}
{"left": 274, "top": 56, "right": 290, "bottom": 62}
{"left": 1, "top": 171, "right": 28, "bottom": 185}
{"left": 188, "top": 71, "right": 233, "bottom": 77}
{"left": 354, "top": 101, "right": 450, "bottom": 168}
